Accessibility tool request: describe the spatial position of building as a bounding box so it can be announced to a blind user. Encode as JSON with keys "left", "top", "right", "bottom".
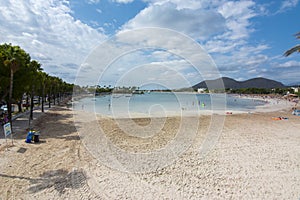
{"left": 291, "top": 87, "right": 299, "bottom": 93}
{"left": 197, "top": 88, "right": 206, "bottom": 93}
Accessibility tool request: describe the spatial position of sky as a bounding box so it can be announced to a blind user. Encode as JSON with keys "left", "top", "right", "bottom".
{"left": 0, "top": 0, "right": 299, "bottom": 89}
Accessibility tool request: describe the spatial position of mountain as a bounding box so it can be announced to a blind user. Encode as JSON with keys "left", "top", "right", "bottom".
{"left": 287, "top": 82, "right": 300, "bottom": 87}
{"left": 192, "top": 77, "right": 286, "bottom": 90}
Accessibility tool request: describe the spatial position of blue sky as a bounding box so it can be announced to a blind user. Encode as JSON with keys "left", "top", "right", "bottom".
{"left": 0, "top": 0, "right": 299, "bottom": 88}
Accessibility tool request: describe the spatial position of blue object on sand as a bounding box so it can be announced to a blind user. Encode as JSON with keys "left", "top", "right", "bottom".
{"left": 25, "top": 131, "right": 34, "bottom": 143}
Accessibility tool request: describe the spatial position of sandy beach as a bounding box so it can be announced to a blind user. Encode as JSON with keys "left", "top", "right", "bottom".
{"left": 0, "top": 98, "right": 299, "bottom": 199}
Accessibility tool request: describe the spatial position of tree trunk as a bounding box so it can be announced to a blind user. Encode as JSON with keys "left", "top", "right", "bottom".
{"left": 26, "top": 95, "right": 29, "bottom": 110}
{"left": 17, "top": 101, "right": 22, "bottom": 113}
{"left": 30, "top": 85, "right": 34, "bottom": 120}
{"left": 42, "top": 83, "right": 45, "bottom": 112}
{"left": 48, "top": 94, "right": 51, "bottom": 108}
{"left": 8, "top": 68, "right": 13, "bottom": 125}
{"left": 57, "top": 93, "right": 60, "bottom": 105}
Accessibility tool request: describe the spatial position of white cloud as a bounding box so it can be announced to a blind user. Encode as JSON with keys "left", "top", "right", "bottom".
{"left": 204, "top": 39, "right": 245, "bottom": 53}
{"left": 75, "top": 28, "right": 221, "bottom": 87}
{"left": 209, "top": 43, "right": 270, "bottom": 78}
{"left": 145, "top": 0, "right": 203, "bottom": 10}
{"left": 279, "top": 0, "right": 299, "bottom": 12}
{"left": 196, "top": 1, "right": 279, "bottom": 81}
{"left": 115, "top": 64, "right": 194, "bottom": 88}
{"left": 278, "top": 60, "right": 300, "bottom": 68}
{"left": 121, "top": 0, "right": 262, "bottom": 60}
{"left": 1, "top": 0, "right": 297, "bottom": 85}
{"left": 122, "top": 2, "right": 226, "bottom": 40}
{"left": 218, "top": 0, "right": 257, "bottom": 40}
{"left": 96, "top": 8, "right": 102, "bottom": 14}
{"left": 0, "top": 0, "right": 106, "bottom": 82}
{"left": 86, "top": 0, "right": 100, "bottom": 4}
{"left": 116, "top": 0, "right": 285, "bottom": 84}
{"left": 112, "top": 0, "right": 134, "bottom": 3}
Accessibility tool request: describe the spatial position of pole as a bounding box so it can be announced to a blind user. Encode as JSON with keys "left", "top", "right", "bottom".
{"left": 11, "top": 129, "right": 13, "bottom": 145}
{"left": 5, "top": 133, "right": 8, "bottom": 151}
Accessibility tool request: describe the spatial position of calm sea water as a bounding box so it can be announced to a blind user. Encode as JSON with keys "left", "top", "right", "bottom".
{"left": 73, "top": 92, "right": 266, "bottom": 117}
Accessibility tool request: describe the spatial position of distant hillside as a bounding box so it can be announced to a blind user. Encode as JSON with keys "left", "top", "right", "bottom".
{"left": 287, "top": 82, "right": 300, "bottom": 87}
{"left": 192, "top": 77, "right": 286, "bottom": 90}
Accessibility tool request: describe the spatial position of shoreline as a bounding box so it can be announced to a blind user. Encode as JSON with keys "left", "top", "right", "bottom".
{"left": 74, "top": 94, "right": 297, "bottom": 119}
{"left": 235, "top": 94, "right": 298, "bottom": 113}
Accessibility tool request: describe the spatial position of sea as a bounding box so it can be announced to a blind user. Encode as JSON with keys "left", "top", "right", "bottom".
{"left": 73, "top": 92, "right": 266, "bottom": 117}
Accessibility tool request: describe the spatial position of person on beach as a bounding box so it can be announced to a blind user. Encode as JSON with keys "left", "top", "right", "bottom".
{"left": 1, "top": 113, "right": 9, "bottom": 125}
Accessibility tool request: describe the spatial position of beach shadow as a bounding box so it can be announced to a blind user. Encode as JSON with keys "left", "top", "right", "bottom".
{"left": 64, "top": 135, "right": 80, "bottom": 141}
{"left": 27, "top": 169, "right": 87, "bottom": 195}
{"left": 11, "top": 107, "right": 81, "bottom": 141}
{"left": 24, "top": 140, "right": 47, "bottom": 145}
{"left": 1, "top": 169, "right": 87, "bottom": 195}
{"left": 0, "top": 173, "right": 43, "bottom": 182}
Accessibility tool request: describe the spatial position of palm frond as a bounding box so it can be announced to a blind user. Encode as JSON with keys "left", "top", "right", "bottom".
{"left": 284, "top": 44, "right": 300, "bottom": 57}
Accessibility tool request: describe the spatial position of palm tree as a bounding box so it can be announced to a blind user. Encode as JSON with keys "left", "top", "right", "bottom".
{"left": 284, "top": 32, "right": 300, "bottom": 56}
{"left": 2, "top": 44, "right": 30, "bottom": 124}
{"left": 28, "top": 60, "right": 42, "bottom": 120}
{"left": 39, "top": 72, "right": 48, "bottom": 112}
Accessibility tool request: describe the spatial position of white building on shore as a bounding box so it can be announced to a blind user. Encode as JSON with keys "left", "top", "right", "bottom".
{"left": 291, "top": 87, "right": 299, "bottom": 93}
{"left": 197, "top": 88, "right": 206, "bottom": 93}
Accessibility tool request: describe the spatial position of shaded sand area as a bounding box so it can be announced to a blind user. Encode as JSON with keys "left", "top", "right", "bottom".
{"left": 0, "top": 102, "right": 300, "bottom": 199}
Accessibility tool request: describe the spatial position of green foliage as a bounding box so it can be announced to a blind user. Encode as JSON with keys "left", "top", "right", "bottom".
{"left": 0, "top": 43, "right": 74, "bottom": 104}
{"left": 95, "top": 85, "right": 113, "bottom": 94}
{"left": 0, "top": 43, "right": 75, "bottom": 127}
{"left": 0, "top": 44, "right": 30, "bottom": 100}
{"left": 284, "top": 32, "right": 300, "bottom": 56}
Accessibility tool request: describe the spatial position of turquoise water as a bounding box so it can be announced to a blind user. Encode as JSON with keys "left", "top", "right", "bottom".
{"left": 73, "top": 92, "right": 265, "bottom": 117}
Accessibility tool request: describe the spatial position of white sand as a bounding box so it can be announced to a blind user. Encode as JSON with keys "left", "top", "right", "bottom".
{"left": 0, "top": 98, "right": 299, "bottom": 199}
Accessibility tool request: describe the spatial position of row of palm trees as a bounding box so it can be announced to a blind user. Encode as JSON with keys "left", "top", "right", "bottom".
{"left": 0, "top": 43, "right": 74, "bottom": 126}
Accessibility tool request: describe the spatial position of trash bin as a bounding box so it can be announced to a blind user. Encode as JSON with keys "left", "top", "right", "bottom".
{"left": 33, "top": 132, "right": 40, "bottom": 143}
